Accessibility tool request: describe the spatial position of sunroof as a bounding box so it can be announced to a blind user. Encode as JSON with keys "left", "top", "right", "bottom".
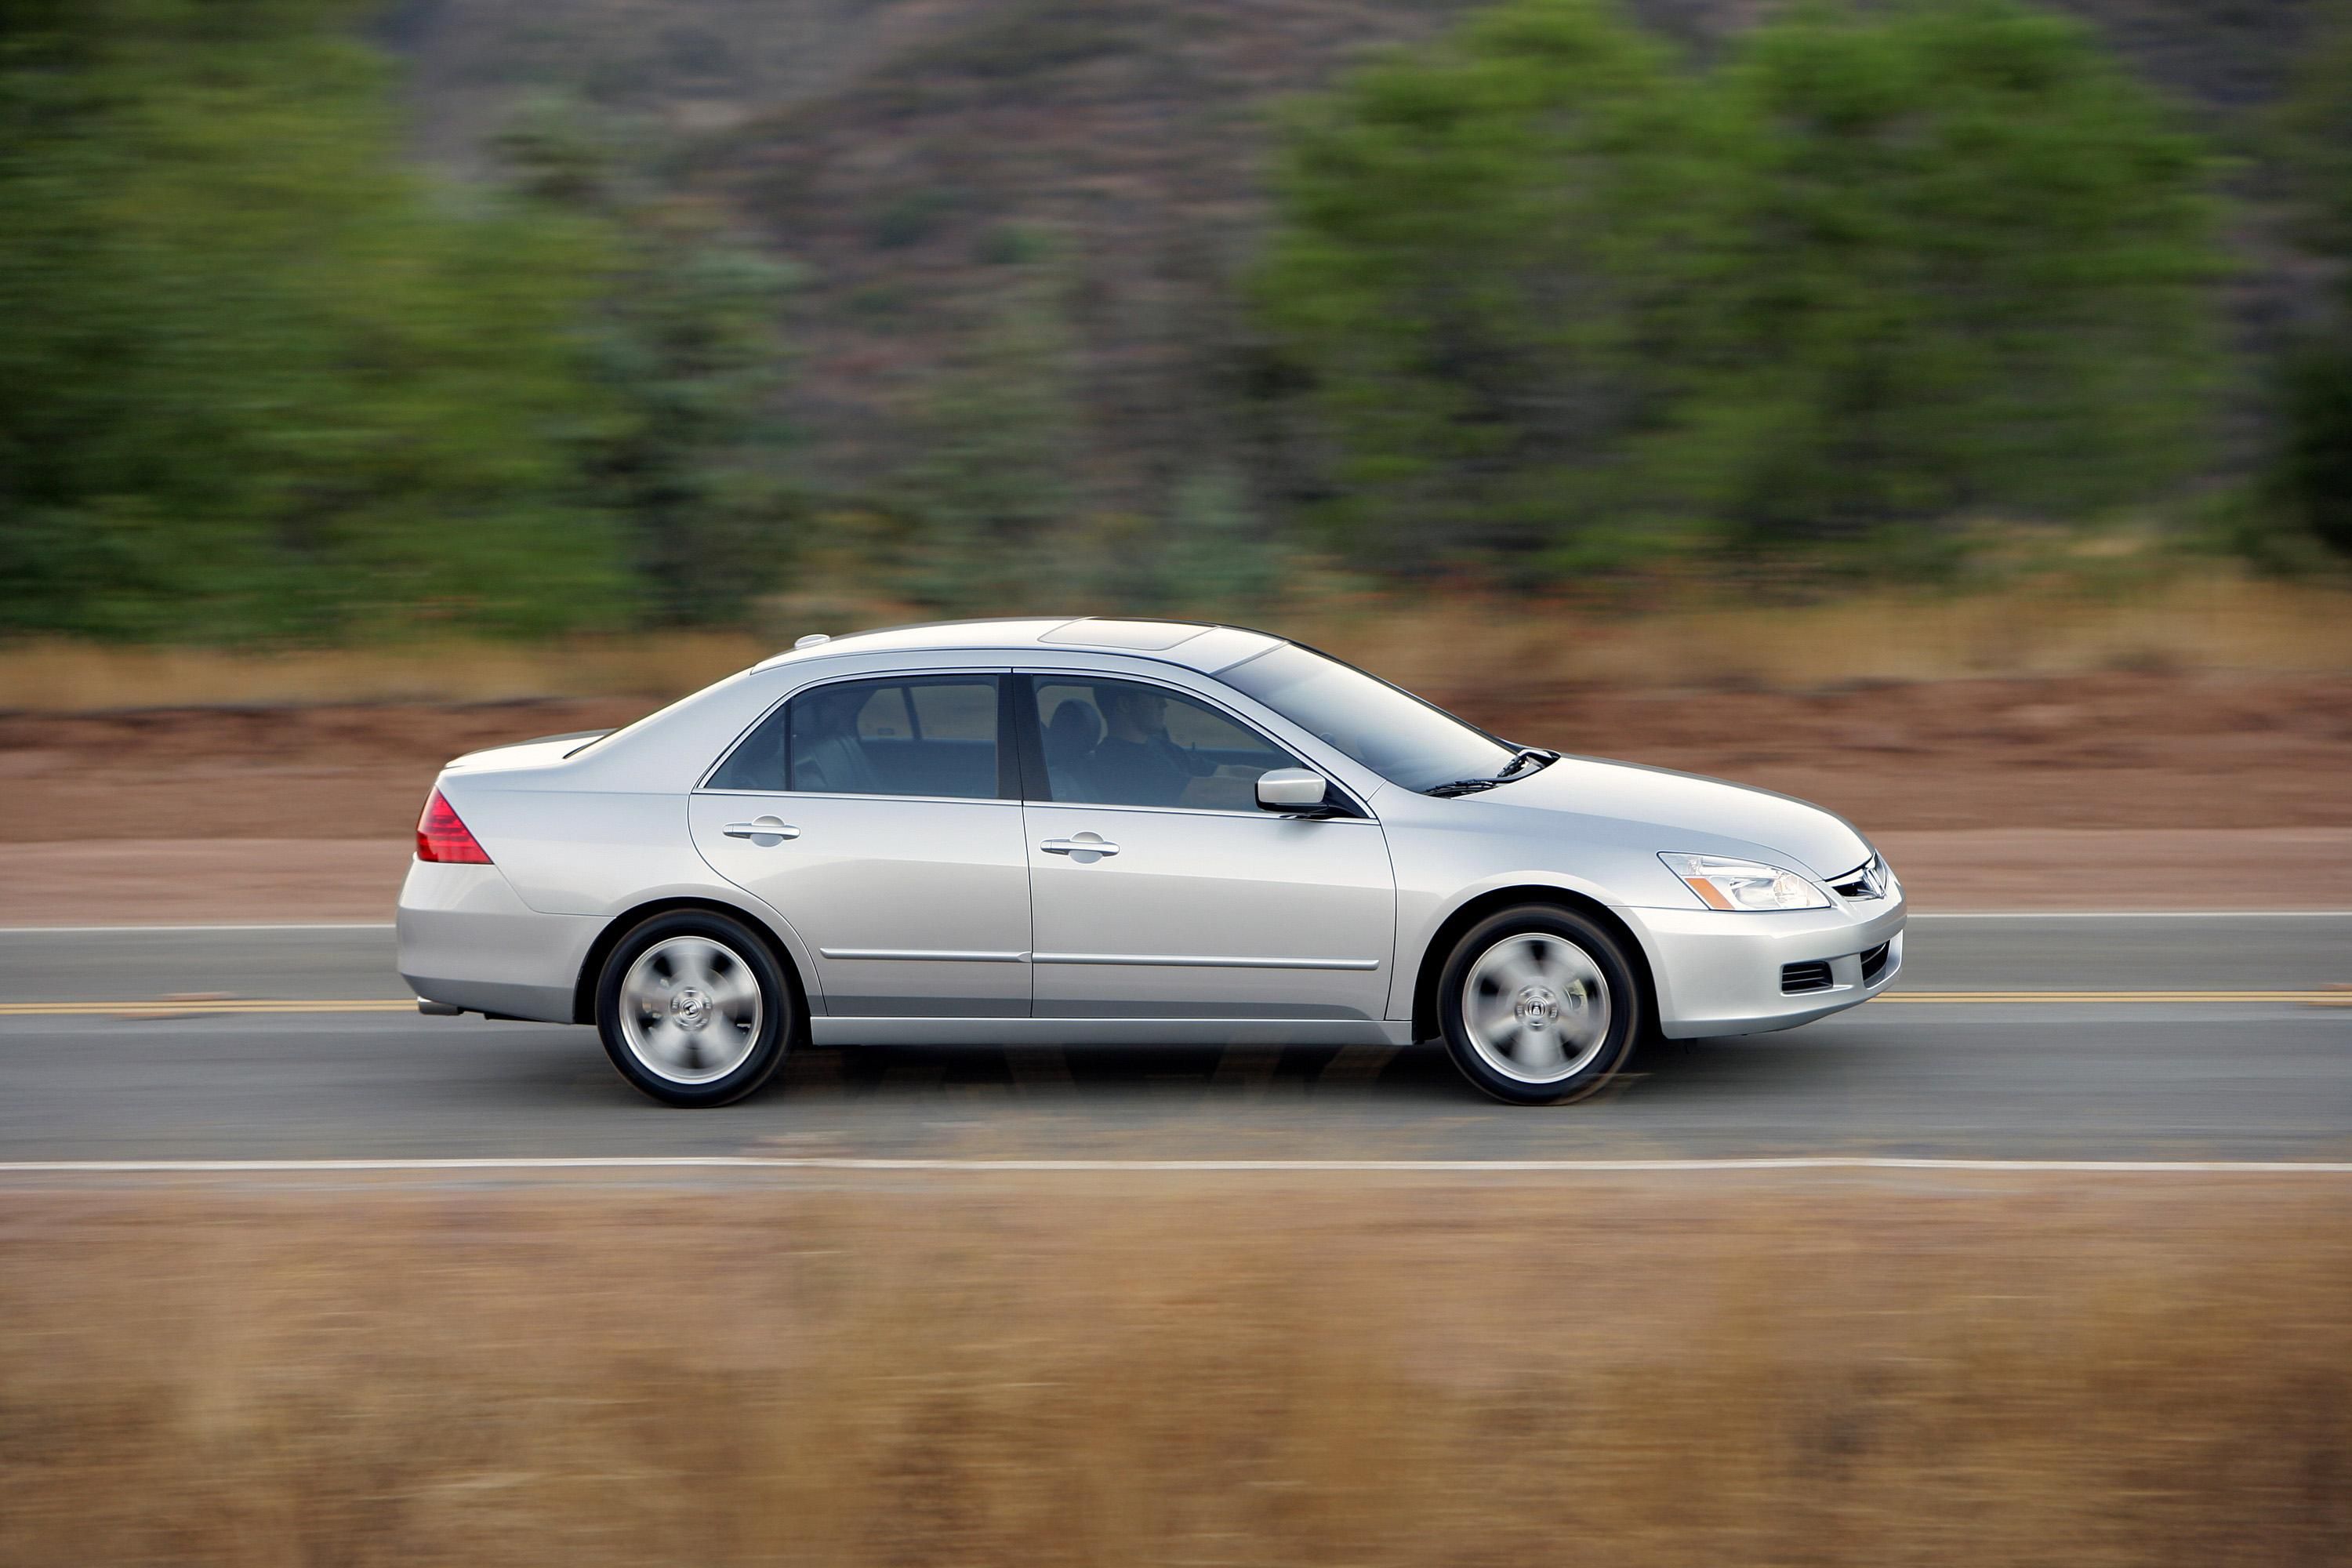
{"left": 1037, "top": 619, "right": 1211, "bottom": 651}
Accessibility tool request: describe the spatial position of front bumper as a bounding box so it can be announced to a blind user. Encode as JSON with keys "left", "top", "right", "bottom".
{"left": 1625, "top": 890, "right": 1906, "bottom": 1040}
{"left": 397, "top": 859, "right": 599, "bottom": 1022}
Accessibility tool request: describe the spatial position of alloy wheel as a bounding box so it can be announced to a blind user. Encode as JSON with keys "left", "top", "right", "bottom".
{"left": 616, "top": 935, "right": 765, "bottom": 1085}
{"left": 1458, "top": 931, "right": 1613, "bottom": 1085}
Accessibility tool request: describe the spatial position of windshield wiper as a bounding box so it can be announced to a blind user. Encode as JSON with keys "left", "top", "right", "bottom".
{"left": 1425, "top": 747, "right": 1559, "bottom": 797}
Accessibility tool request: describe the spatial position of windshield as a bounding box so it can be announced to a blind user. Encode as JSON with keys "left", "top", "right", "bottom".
{"left": 1221, "top": 644, "right": 1515, "bottom": 793}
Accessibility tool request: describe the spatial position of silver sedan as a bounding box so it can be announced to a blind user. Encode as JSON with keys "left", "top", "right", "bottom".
{"left": 399, "top": 618, "right": 1904, "bottom": 1106}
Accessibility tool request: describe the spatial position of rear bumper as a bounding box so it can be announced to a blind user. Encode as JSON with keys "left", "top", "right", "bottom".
{"left": 396, "top": 859, "right": 597, "bottom": 1023}
{"left": 1626, "top": 892, "right": 1906, "bottom": 1040}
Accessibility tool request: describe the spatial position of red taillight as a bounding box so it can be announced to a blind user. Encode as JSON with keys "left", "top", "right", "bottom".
{"left": 416, "top": 789, "right": 492, "bottom": 864}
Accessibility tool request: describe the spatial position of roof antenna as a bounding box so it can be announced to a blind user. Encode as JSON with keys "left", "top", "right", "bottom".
{"left": 793, "top": 633, "right": 832, "bottom": 649}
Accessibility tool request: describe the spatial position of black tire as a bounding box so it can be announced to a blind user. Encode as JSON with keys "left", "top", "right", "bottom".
{"left": 594, "top": 909, "right": 796, "bottom": 1108}
{"left": 1436, "top": 905, "right": 1642, "bottom": 1106}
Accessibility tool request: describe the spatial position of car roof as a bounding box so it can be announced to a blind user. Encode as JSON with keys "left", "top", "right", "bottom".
{"left": 750, "top": 617, "right": 1286, "bottom": 675}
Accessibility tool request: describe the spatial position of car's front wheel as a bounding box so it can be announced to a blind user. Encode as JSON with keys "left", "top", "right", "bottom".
{"left": 595, "top": 910, "right": 793, "bottom": 1107}
{"left": 1437, "top": 906, "right": 1640, "bottom": 1105}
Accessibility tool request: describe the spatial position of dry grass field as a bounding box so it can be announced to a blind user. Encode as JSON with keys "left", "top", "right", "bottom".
{"left": 2, "top": 575, "right": 2347, "bottom": 713}
{"left": 2, "top": 1173, "right": 2347, "bottom": 1566}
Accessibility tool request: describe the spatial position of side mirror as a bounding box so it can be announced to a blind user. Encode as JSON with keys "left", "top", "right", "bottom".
{"left": 1257, "top": 768, "right": 1334, "bottom": 814}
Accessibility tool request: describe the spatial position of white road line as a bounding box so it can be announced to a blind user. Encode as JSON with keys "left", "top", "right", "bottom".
{"left": 0, "top": 1156, "right": 2348, "bottom": 1175}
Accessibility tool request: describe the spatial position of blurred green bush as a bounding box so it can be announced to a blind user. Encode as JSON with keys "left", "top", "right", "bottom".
{"left": 0, "top": 0, "right": 789, "bottom": 641}
{"left": 2267, "top": 2, "right": 2352, "bottom": 559}
{"left": 0, "top": 1, "right": 617, "bottom": 637}
{"left": 1254, "top": 0, "right": 2227, "bottom": 575}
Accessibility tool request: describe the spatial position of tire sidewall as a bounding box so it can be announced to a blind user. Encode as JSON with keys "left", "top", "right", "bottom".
{"left": 1438, "top": 906, "right": 1639, "bottom": 1105}
{"left": 596, "top": 909, "right": 794, "bottom": 1108}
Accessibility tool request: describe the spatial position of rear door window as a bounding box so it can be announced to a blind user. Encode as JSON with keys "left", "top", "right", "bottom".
{"left": 707, "top": 676, "right": 1007, "bottom": 799}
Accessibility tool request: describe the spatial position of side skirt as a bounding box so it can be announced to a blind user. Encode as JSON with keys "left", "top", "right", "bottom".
{"left": 807, "top": 1017, "right": 1417, "bottom": 1048}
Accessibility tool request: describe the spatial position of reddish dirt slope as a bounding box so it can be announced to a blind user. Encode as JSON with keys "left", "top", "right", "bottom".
{"left": 2, "top": 672, "right": 2346, "bottom": 920}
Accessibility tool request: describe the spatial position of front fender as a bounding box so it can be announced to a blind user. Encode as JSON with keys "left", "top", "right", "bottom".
{"left": 1384, "top": 867, "right": 1661, "bottom": 1024}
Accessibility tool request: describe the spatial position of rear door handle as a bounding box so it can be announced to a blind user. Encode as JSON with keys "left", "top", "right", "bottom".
{"left": 724, "top": 818, "right": 800, "bottom": 842}
{"left": 1040, "top": 836, "right": 1118, "bottom": 858}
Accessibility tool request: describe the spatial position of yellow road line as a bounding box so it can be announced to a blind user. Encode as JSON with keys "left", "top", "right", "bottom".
{"left": 1877, "top": 991, "right": 2347, "bottom": 1005}
{"left": 0, "top": 999, "right": 416, "bottom": 1016}
{"left": 0, "top": 992, "right": 2344, "bottom": 1018}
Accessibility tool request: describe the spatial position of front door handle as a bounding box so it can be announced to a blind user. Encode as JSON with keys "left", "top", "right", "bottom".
{"left": 1040, "top": 835, "right": 1119, "bottom": 858}
{"left": 723, "top": 818, "right": 800, "bottom": 842}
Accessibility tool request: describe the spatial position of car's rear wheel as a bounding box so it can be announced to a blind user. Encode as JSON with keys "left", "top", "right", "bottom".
{"left": 595, "top": 910, "right": 793, "bottom": 1107}
{"left": 1437, "top": 906, "right": 1640, "bottom": 1105}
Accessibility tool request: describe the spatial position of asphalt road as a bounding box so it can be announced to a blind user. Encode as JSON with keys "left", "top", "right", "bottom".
{"left": 0, "top": 916, "right": 2345, "bottom": 1163}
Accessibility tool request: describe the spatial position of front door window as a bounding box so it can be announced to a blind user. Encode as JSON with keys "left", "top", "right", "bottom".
{"left": 1029, "top": 677, "right": 1301, "bottom": 813}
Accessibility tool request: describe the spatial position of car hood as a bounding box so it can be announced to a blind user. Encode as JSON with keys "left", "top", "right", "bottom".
{"left": 1472, "top": 755, "right": 1873, "bottom": 879}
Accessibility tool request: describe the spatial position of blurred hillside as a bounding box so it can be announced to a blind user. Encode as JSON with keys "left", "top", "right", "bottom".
{"left": 386, "top": 0, "right": 2335, "bottom": 523}
{"left": 6, "top": 0, "right": 2350, "bottom": 643}
{"left": 390, "top": 0, "right": 2329, "bottom": 160}
{"left": 391, "top": 0, "right": 1486, "bottom": 519}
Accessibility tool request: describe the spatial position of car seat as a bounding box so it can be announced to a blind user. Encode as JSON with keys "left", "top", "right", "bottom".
{"left": 791, "top": 689, "right": 887, "bottom": 794}
{"left": 1042, "top": 697, "right": 1104, "bottom": 799}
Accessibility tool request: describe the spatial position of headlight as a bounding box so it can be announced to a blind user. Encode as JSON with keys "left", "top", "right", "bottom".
{"left": 1661, "top": 853, "right": 1830, "bottom": 912}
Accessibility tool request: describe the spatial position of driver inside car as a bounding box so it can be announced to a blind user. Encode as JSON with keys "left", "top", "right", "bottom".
{"left": 1086, "top": 684, "right": 1211, "bottom": 807}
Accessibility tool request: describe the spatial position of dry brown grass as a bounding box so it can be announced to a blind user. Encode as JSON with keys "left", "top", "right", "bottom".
{"left": 4, "top": 573, "right": 2347, "bottom": 713}
{"left": 1290, "top": 572, "right": 2352, "bottom": 700}
{"left": 0, "top": 630, "right": 773, "bottom": 712}
{"left": 2, "top": 1173, "right": 2347, "bottom": 1566}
